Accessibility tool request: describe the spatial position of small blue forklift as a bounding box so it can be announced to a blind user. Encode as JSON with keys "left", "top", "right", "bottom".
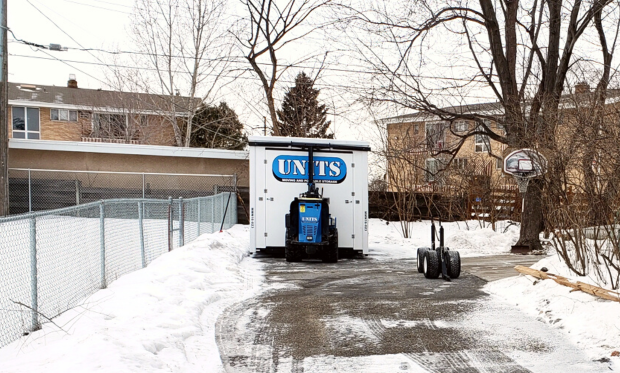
{"left": 284, "top": 146, "right": 338, "bottom": 263}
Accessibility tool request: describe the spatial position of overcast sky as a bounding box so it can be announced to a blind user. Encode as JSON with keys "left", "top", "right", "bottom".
{"left": 9, "top": 0, "right": 131, "bottom": 88}
{"left": 7, "top": 0, "right": 374, "bottom": 143}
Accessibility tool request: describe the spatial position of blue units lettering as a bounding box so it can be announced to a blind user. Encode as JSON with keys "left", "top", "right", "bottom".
{"left": 273, "top": 155, "right": 347, "bottom": 183}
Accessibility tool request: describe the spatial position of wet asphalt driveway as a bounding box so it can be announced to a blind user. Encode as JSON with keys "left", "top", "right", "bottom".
{"left": 215, "top": 254, "right": 613, "bottom": 373}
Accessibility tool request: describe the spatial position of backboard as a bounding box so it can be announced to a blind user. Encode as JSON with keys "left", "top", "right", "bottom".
{"left": 504, "top": 149, "right": 547, "bottom": 178}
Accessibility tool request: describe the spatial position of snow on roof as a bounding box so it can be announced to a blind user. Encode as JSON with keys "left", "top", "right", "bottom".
{"left": 8, "top": 82, "right": 202, "bottom": 115}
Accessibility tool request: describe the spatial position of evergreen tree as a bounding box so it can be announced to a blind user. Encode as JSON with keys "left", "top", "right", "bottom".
{"left": 275, "top": 72, "right": 333, "bottom": 138}
{"left": 190, "top": 102, "right": 247, "bottom": 150}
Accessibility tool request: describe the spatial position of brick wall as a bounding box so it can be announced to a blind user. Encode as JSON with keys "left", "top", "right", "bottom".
{"left": 138, "top": 115, "right": 176, "bottom": 146}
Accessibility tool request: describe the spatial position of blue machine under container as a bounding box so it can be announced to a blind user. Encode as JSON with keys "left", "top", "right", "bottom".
{"left": 298, "top": 202, "right": 322, "bottom": 243}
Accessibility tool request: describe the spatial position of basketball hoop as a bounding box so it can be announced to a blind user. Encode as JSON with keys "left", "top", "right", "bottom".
{"left": 504, "top": 149, "right": 547, "bottom": 212}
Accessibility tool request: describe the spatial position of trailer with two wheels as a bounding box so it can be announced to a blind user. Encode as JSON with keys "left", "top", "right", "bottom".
{"left": 417, "top": 223, "right": 461, "bottom": 281}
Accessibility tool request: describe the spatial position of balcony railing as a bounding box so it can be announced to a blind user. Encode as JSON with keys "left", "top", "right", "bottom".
{"left": 81, "top": 137, "right": 140, "bottom": 145}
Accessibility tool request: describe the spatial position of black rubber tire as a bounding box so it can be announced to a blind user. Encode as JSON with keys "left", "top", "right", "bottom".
{"left": 285, "top": 244, "right": 303, "bottom": 262}
{"left": 445, "top": 250, "right": 461, "bottom": 279}
{"left": 417, "top": 248, "right": 428, "bottom": 273}
{"left": 323, "top": 229, "right": 339, "bottom": 263}
{"left": 423, "top": 250, "right": 441, "bottom": 279}
{"left": 322, "top": 248, "right": 338, "bottom": 263}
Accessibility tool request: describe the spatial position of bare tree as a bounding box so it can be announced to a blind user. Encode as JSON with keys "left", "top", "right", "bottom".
{"left": 345, "top": 0, "right": 618, "bottom": 250}
{"left": 129, "top": 0, "right": 231, "bottom": 147}
{"left": 544, "top": 86, "right": 620, "bottom": 288}
{"left": 235, "top": 0, "right": 331, "bottom": 134}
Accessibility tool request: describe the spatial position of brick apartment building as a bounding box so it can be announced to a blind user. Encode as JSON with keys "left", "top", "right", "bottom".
{"left": 9, "top": 77, "right": 190, "bottom": 145}
{"left": 383, "top": 101, "right": 508, "bottom": 191}
{"left": 7, "top": 77, "right": 249, "bottom": 187}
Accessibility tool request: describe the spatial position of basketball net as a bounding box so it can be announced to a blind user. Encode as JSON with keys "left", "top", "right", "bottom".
{"left": 514, "top": 174, "right": 532, "bottom": 212}
{"left": 515, "top": 175, "right": 530, "bottom": 195}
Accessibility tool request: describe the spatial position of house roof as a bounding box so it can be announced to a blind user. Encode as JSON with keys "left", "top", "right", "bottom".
{"left": 8, "top": 82, "right": 203, "bottom": 115}
{"left": 9, "top": 139, "right": 248, "bottom": 160}
{"left": 382, "top": 88, "right": 620, "bottom": 125}
{"left": 382, "top": 102, "right": 504, "bottom": 124}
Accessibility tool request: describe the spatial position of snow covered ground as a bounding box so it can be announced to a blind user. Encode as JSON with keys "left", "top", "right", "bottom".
{"left": 0, "top": 218, "right": 618, "bottom": 371}
{"left": 368, "top": 219, "right": 520, "bottom": 259}
{"left": 0, "top": 225, "right": 262, "bottom": 373}
{"left": 485, "top": 253, "right": 620, "bottom": 366}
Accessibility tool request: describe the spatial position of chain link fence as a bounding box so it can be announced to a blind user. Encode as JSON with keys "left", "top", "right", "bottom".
{"left": 8, "top": 168, "right": 236, "bottom": 214}
{"left": 0, "top": 193, "right": 237, "bottom": 348}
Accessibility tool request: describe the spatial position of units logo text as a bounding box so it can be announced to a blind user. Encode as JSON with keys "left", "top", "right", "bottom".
{"left": 272, "top": 155, "right": 347, "bottom": 184}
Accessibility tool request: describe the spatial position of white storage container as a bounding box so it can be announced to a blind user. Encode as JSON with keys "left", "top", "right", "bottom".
{"left": 249, "top": 136, "right": 370, "bottom": 256}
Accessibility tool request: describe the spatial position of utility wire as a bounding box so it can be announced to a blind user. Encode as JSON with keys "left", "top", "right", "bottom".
{"left": 8, "top": 53, "right": 499, "bottom": 100}
{"left": 10, "top": 39, "right": 501, "bottom": 84}
{"left": 26, "top": 0, "right": 117, "bottom": 75}
{"left": 60, "top": 0, "right": 132, "bottom": 14}
{"left": 34, "top": 49, "right": 110, "bottom": 87}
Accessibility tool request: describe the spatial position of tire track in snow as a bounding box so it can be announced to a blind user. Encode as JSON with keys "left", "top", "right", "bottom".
{"left": 363, "top": 313, "right": 528, "bottom": 372}
{"left": 216, "top": 256, "right": 607, "bottom": 372}
{"left": 403, "top": 350, "right": 531, "bottom": 373}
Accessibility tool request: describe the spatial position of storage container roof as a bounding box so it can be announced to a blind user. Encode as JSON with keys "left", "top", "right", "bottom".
{"left": 248, "top": 136, "right": 370, "bottom": 151}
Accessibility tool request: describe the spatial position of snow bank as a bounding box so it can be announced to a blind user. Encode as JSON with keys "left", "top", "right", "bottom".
{"left": 0, "top": 225, "right": 262, "bottom": 373}
{"left": 369, "top": 219, "right": 520, "bottom": 259}
{"left": 485, "top": 254, "right": 620, "bottom": 365}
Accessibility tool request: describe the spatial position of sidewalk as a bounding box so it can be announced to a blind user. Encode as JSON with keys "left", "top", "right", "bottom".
{"left": 462, "top": 254, "right": 546, "bottom": 282}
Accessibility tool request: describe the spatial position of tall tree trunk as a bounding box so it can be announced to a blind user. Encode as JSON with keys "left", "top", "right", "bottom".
{"left": 517, "top": 179, "right": 544, "bottom": 250}
{"left": 267, "top": 91, "right": 279, "bottom": 135}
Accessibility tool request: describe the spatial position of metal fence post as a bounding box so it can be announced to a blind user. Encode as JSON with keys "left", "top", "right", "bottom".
{"left": 197, "top": 198, "right": 201, "bottom": 236}
{"left": 179, "top": 197, "right": 184, "bottom": 247}
{"left": 211, "top": 195, "right": 215, "bottom": 233}
{"left": 221, "top": 191, "right": 225, "bottom": 228}
{"left": 139, "top": 201, "right": 145, "bottom": 268}
{"left": 233, "top": 174, "right": 237, "bottom": 227}
{"left": 142, "top": 173, "right": 146, "bottom": 199}
{"left": 29, "top": 217, "right": 38, "bottom": 330}
{"left": 99, "top": 201, "right": 106, "bottom": 289}
{"left": 168, "top": 197, "right": 173, "bottom": 251}
{"left": 75, "top": 180, "right": 81, "bottom": 205}
{"left": 28, "top": 169, "right": 32, "bottom": 213}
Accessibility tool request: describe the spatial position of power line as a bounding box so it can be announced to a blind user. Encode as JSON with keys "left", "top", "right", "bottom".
{"left": 67, "top": 0, "right": 133, "bottom": 10}
{"left": 26, "top": 0, "right": 117, "bottom": 75}
{"left": 9, "top": 52, "right": 499, "bottom": 100}
{"left": 10, "top": 39, "right": 502, "bottom": 84}
{"left": 10, "top": 4, "right": 499, "bottom": 85}
{"left": 55, "top": 0, "right": 133, "bottom": 15}
{"left": 33, "top": 49, "right": 110, "bottom": 87}
{"left": 10, "top": 53, "right": 192, "bottom": 74}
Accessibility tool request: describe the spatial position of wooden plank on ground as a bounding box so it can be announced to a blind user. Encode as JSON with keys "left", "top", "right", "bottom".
{"left": 514, "top": 265, "right": 620, "bottom": 303}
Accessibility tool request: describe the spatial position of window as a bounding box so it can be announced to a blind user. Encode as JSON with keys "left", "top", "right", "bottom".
{"left": 414, "top": 123, "right": 420, "bottom": 134}
{"left": 425, "top": 121, "right": 446, "bottom": 149}
{"left": 496, "top": 122, "right": 506, "bottom": 135}
{"left": 51, "top": 109, "right": 78, "bottom": 122}
{"left": 496, "top": 157, "right": 503, "bottom": 170}
{"left": 425, "top": 158, "right": 438, "bottom": 182}
{"left": 454, "top": 120, "right": 468, "bottom": 133}
{"left": 12, "top": 107, "right": 40, "bottom": 139}
{"left": 475, "top": 127, "right": 490, "bottom": 153}
{"left": 454, "top": 158, "right": 468, "bottom": 170}
{"left": 92, "top": 113, "right": 127, "bottom": 139}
